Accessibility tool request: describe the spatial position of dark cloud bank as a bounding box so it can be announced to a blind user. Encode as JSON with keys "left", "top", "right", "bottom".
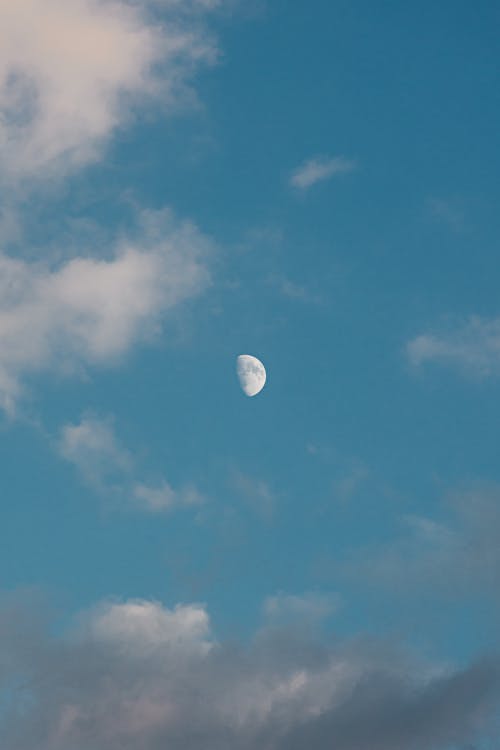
{"left": 0, "top": 595, "right": 499, "bottom": 750}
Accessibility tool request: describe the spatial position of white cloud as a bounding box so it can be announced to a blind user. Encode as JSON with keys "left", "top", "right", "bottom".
{"left": 0, "top": 0, "right": 218, "bottom": 184}
{"left": 0, "top": 209, "right": 211, "bottom": 413}
{"left": 82, "top": 599, "right": 213, "bottom": 657}
{"left": 407, "top": 315, "right": 500, "bottom": 377}
{"left": 290, "top": 155, "right": 356, "bottom": 190}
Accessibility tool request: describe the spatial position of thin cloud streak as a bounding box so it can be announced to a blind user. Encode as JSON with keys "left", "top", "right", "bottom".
{"left": 263, "top": 591, "right": 340, "bottom": 627}
{"left": 407, "top": 315, "right": 500, "bottom": 377}
{"left": 290, "top": 155, "right": 357, "bottom": 190}
{"left": 428, "top": 198, "right": 465, "bottom": 232}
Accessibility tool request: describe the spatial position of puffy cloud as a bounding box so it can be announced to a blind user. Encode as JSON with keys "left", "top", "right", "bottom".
{"left": 80, "top": 599, "right": 213, "bottom": 656}
{"left": 290, "top": 155, "right": 356, "bottom": 191}
{"left": 0, "top": 209, "right": 211, "bottom": 413}
{"left": 407, "top": 315, "right": 500, "bottom": 377}
{"left": 0, "top": 0, "right": 218, "bottom": 183}
{"left": 0, "top": 593, "right": 499, "bottom": 749}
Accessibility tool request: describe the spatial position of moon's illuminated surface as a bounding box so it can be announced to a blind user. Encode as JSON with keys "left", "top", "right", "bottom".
{"left": 236, "top": 354, "right": 266, "bottom": 397}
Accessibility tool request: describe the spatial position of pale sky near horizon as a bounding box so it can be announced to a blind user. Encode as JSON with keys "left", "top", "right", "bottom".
{"left": 1, "top": 1, "right": 500, "bottom": 748}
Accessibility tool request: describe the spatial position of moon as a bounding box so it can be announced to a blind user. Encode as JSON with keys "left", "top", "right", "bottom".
{"left": 236, "top": 354, "right": 266, "bottom": 397}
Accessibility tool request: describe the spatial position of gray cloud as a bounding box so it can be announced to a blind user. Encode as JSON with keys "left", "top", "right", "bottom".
{"left": 278, "top": 657, "right": 500, "bottom": 750}
{"left": 344, "top": 484, "right": 500, "bottom": 599}
{"left": 0, "top": 594, "right": 499, "bottom": 750}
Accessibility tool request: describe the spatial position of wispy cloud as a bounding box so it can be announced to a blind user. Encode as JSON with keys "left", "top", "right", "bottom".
{"left": 290, "top": 155, "right": 356, "bottom": 191}
{"left": 263, "top": 591, "right": 340, "bottom": 626}
{"left": 0, "top": 208, "right": 211, "bottom": 414}
{"left": 0, "top": 0, "right": 219, "bottom": 185}
{"left": 58, "top": 412, "right": 205, "bottom": 514}
{"left": 266, "top": 274, "right": 322, "bottom": 304}
{"left": 133, "top": 481, "right": 204, "bottom": 513}
{"left": 1, "top": 593, "right": 499, "bottom": 750}
{"left": 332, "top": 463, "right": 370, "bottom": 504}
{"left": 345, "top": 484, "right": 500, "bottom": 597}
{"left": 407, "top": 315, "right": 500, "bottom": 377}
{"left": 428, "top": 198, "right": 464, "bottom": 232}
{"left": 231, "top": 470, "right": 278, "bottom": 521}
{"left": 58, "top": 413, "right": 132, "bottom": 491}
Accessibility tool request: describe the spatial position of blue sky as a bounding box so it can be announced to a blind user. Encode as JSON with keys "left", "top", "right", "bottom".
{"left": 1, "top": 1, "right": 500, "bottom": 748}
